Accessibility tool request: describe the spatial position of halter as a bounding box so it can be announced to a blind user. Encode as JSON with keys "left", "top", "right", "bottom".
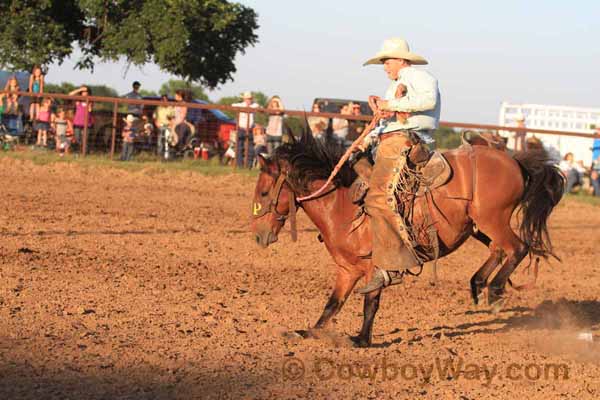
{"left": 252, "top": 172, "right": 298, "bottom": 241}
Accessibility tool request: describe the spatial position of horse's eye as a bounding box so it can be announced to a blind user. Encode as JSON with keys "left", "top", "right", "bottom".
{"left": 261, "top": 191, "right": 269, "bottom": 197}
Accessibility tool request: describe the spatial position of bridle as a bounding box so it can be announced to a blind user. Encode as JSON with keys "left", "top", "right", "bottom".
{"left": 252, "top": 172, "right": 298, "bottom": 241}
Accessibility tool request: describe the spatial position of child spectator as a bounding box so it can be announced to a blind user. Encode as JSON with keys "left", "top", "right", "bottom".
{"left": 0, "top": 93, "right": 5, "bottom": 124}
{"left": 54, "top": 107, "right": 72, "bottom": 156}
{"left": 308, "top": 102, "right": 328, "bottom": 138}
{"left": 332, "top": 104, "right": 350, "bottom": 146}
{"left": 174, "top": 90, "right": 191, "bottom": 149}
{"left": 559, "top": 152, "right": 584, "bottom": 193}
{"left": 36, "top": 97, "right": 53, "bottom": 147}
{"left": 153, "top": 94, "right": 174, "bottom": 155}
{"left": 140, "top": 115, "right": 154, "bottom": 149}
{"left": 120, "top": 114, "right": 137, "bottom": 161}
{"left": 253, "top": 124, "right": 267, "bottom": 157}
{"left": 4, "top": 76, "right": 20, "bottom": 115}
{"left": 265, "top": 96, "right": 284, "bottom": 154}
{"left": 69, "top": 86, "right": 94, "bottom": 152}
{"left": 28, "top": 65, "right": 45, "bottom": 121}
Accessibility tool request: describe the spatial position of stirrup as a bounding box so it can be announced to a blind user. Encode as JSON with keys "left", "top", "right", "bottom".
{"left": 356, "top": 268, "right": 403, "bottom": 294}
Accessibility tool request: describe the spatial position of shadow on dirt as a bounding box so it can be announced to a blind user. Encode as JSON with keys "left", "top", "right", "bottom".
{"left": 378, "top": 299, "right": 600, "bottom": 347}
{"left": 0, "top": 362, "right": 274, "bottom": 399}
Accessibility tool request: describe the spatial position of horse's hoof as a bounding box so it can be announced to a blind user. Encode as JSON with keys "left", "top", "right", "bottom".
{"left": 294, "top": 329, "right": 314, "bottom": 339}
{"left": 475, "top": 291, "right": 485, "bottom": 306}
{"left": 489, "top": 297, "right": 507, "bottom": 314}
{"left": 350, "top": 335, "right": 371, "bottom": 348}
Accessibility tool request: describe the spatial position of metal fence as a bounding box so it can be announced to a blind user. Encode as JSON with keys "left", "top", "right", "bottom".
{"left": 2, "top": 90, "right": 599, "bottom": 168}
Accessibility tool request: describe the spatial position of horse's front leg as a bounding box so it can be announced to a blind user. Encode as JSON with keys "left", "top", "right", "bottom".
{"left": 296, "top": 267, "right": 361, "bottom": 338}
{"left": 351, "top": 268, "right": 382, "bottom": 347}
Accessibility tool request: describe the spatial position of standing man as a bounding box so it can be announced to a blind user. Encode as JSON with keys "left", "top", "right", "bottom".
{"left": 514, "top": 113, "right": 527, "bottom": 152}
{"left": 232, "top": 91, "right": 259, "bottom": 168}
{"left": 358, "top": 38, "right": 441, "bottom": 293}
{"left": 124, "top": 81, "right": 143, "bottom": 117}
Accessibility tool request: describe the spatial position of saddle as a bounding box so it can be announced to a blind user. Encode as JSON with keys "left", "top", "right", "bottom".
{"left": 350, "top": 143, "right": 452, "bottom": 204}
{"left": 461, "top": 130, "right": 506, "bottom": 150}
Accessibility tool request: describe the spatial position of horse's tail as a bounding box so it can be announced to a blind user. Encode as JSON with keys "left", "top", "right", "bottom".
{"left": 513, "top": 151, "right": 565, "bottom": 260}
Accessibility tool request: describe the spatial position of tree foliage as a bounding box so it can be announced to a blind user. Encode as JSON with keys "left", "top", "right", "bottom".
{"left": 0, "top": 0, "right": 259, "bottom": 88}
{"left": 432, "top": 126, "right": 462, "bottom": 149}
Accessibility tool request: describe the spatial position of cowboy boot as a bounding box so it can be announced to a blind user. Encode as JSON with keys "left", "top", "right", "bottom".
{"left": 356, "top": 267, "right": 405, "bottom": 294}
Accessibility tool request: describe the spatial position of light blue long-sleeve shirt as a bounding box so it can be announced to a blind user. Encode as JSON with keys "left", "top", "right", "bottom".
{"left": 376, "top": 66, "right": 441, "bottom": 142}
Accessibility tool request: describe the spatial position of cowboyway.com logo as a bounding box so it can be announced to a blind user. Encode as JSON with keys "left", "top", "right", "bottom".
{"left": 281, "top": 356, "right": 569, "bottom": 386}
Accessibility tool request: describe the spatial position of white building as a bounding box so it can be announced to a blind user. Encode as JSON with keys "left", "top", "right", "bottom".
{"left": 499, "top": 102, "right": 600, "bottom": 166}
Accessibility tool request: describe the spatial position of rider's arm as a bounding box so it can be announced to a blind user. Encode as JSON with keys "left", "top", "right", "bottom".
{"left": 383, "top": 70, "right": 438, "bottom": 113}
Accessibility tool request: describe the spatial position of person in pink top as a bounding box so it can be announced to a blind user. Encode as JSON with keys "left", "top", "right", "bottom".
{"left": 36, "top": 97, "right": 53, "bottom": 147}
{"left": 68, "top": 86, "right": 94, "bottom": 152}
{"left": 173, "top": 90, "right": 192, "bottom": 148}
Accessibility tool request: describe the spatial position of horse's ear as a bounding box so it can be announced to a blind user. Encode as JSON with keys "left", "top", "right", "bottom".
{"left": 257, "top": 153, "right": 271, "bottom": 171}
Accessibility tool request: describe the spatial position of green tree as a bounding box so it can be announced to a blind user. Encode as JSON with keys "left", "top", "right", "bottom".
{"left": 44, "top": 82, "right": 77, "bottom": 94}
{"left": 139, "top": 89, "right": 158, "bottom": 97}
{"left": 0, "top": 1, "right": 258, "bottom": 88}
{"left": 432, "top": 126, "right": 462, "bottom": 149}
{"left": 159, "top": 79, "right": 209, "bottom": 101}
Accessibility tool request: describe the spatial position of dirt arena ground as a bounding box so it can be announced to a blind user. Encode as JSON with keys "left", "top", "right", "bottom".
{"left": 1, "top": 156, "right": 600, "bottom": 399}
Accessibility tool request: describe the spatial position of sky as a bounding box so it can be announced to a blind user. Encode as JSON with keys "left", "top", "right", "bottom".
{"left": 48, "top": 0, "right": 600, "bottom": 124}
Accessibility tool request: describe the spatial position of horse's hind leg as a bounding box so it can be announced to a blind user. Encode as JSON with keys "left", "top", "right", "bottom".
{"left": 487, "top": 232, "right": 528, "bottom": 312}
{"left": 469, "top": 231, "right": 504, "bottom": 305}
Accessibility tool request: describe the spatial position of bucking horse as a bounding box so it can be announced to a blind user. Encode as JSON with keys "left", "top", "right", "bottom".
{"left": 250, "top": 130, "right": 564, "bottom": 347}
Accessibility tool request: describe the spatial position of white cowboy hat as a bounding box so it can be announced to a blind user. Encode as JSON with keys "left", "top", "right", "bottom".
{"left": 123, "top": 114, "right": 138, "bottom": 123}
{"left": 515, "top": 112, "right": 525, "bottom": 121}
{"left": 363, "top": 38, "right": 428, "bottom": 66}
{"left": 241, "top": 91, "right": 253, "bottom": 99}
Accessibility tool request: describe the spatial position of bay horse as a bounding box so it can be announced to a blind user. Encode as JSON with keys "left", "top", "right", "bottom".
{"left": 250, "top": 132, "right": 564, "bottom": 347}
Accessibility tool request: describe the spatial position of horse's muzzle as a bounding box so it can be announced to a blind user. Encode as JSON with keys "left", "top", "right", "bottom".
{"left": 255, "top": 231, "right": 277, "bottom": 248}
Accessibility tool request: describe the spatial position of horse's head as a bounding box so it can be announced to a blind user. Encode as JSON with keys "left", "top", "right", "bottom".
{"left": 250, "top": 154, "right": 296, "bottom": 248}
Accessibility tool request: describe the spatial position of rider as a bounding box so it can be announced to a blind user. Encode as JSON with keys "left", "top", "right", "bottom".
{"left": 358, "top": 38, "right": 441, "bottom": 293}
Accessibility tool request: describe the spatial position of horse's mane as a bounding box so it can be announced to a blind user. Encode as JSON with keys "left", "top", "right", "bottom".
{"left": 273, "top": 130, "right": 357, "bottom": 193}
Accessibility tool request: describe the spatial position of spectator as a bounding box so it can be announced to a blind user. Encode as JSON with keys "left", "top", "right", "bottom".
{"left": 347, "top": 102, "right": 365, "bottom": 142}
{"left": 559, "top": 152, "right": 584, "bottom": 193}
{"left": 124, "top": 81, "right": 143, "bottom": 116}
{"left": 153, "top": 94, "right": 174, "bottom": 155}
{"left": 53, "top": 107, "right": 72, "bottom": 156}
{"left": 312, "top": 120, "right": 328, "bottom": 141}
{"left": 232, "top": 91, "right": 259, "bottom": 168}
{"left": 4, "top": 76, "right": 20, "bottom": 115}
{"left": 332, "top": 104, "right": 350, "bottom": 146}
{"left": 28, "top": 65, "right": 45, "bottom": 121}
{"left": 120, "top": 114, "right": 137, "bottom": 161}
{"left": 253, "top": 124, "right": 267, "bottom": 158}
{"left": 307, "top": 102, "right": 328, "bottom": 138}
{"left": 0, "top": 93, "right": 5, "bottom": 124}
{"left": 514, "top": 113, "right": 527, "bottom": 152}
{"left": 265, "top": 95, "right": 284, "bottom": 154}
{"left": 36, "top": 97, "right": 53, "bottom": 147}
{"left": 69, "top": 86, "right": 94, "bottom": 152}
{"left": 173, "top": 90, "right": 192, "bottom": 150}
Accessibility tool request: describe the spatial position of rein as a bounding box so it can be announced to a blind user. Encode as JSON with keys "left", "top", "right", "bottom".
{"left": 297, "top": 114, "right": 381, "bottom": 202}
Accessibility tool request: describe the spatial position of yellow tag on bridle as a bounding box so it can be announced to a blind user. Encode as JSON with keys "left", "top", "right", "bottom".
{"left": 252, "top": 202, "right": 262, "bottom": 216}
